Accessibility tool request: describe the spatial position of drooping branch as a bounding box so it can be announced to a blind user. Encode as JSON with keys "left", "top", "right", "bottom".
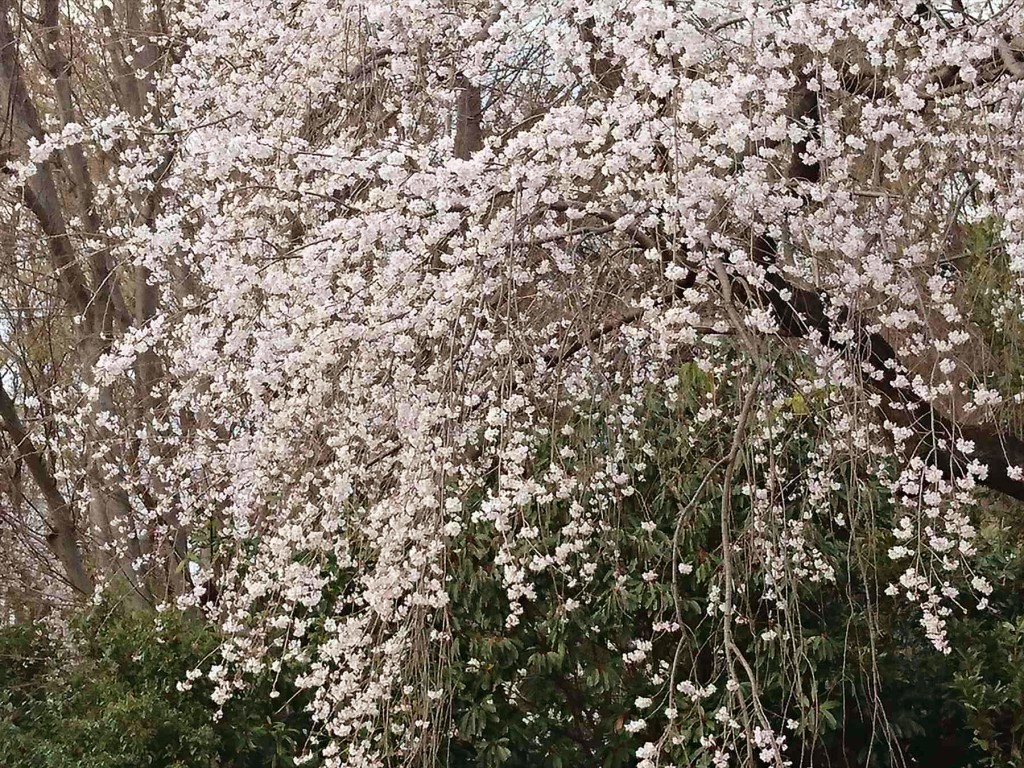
{"left": 538, "top": 199, "right": 1024, "bottom": 503}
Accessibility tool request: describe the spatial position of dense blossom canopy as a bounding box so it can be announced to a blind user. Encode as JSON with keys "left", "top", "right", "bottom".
{"left": 2, "top": 0, "right": 1024, "bottom": 765}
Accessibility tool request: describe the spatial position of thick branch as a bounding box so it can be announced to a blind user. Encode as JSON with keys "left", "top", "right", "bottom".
{"left": 752, "top": 235, "right": 1024, "bottom": 502}
{"left": 38, "top": 0, "right": 132, "bottom": 333}
{"left": 0, "top": 380, "right": 92, "bottom": 594}
{"left": 454, "top": 75, "right": 483, "bottom": 160}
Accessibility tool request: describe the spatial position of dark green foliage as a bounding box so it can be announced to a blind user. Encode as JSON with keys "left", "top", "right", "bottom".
{"left": 0, "top": 606, "right": 315, "bottom": 768}
{"left": 442, "top": 367, "right": 1024, "bottom": 768}
{"left": 3, "top": 363, "right": 1024, "bottom": 767}
{"left": 949, "top": 531, "right": 1024, "bottom": 766}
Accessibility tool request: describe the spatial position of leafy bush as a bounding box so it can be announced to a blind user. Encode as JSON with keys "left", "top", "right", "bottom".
{"left": 3, "top": 379, "right": 1024, "bottom": 767}
{"left": 0, "top": 607, "right": 314, "bottom": 768}
{"left": 441, "top": 379, "right": 1024, "bottom": 768}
